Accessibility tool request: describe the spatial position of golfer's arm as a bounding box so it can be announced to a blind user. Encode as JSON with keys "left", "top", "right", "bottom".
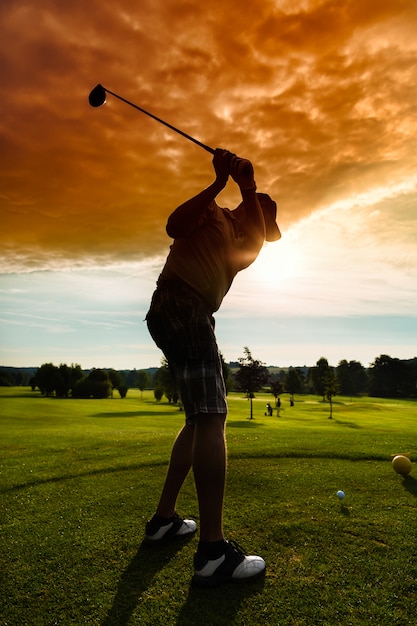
{"left": 166, "top": 179, "right": 226, "bottom": 238}
{"left": 240, "top": 188, "right": 266, "bottom": 245}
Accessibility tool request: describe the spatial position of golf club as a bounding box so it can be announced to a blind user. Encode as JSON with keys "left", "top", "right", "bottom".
{"left": 88, "top": 84, "right": 215, "bottom": 154}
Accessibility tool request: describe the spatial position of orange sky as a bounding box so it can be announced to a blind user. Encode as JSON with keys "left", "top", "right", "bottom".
{"left": 1, "top": 0, "right": 417, "bottom": 369}
{"left": 2, "top": 0, "right": 416, "bottom": 272}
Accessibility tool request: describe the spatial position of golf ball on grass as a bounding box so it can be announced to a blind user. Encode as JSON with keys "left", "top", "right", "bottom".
{"left": 336, "top": 490, "right": 345, "bottom": 500}
{"left": 392, "top": 455, "right": 412, "bottom": 475}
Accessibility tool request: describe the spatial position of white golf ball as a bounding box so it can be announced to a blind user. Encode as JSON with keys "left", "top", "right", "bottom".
{"left": 336, "top": 490, "right": 345, "bottom": 499}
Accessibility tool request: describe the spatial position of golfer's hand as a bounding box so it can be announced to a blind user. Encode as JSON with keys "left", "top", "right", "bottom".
{"left": 213, "top": 149, "right": 233, "bottom": 187}
{"left": 229, "top": 155, "right": 256, "bottom": 190}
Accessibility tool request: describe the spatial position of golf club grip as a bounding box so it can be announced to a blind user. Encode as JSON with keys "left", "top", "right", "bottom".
{"left": 105, "top": 89, "right": 215, "bottom": 154}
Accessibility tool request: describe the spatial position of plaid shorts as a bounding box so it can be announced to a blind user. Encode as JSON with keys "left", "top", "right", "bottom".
{"left": 146, "top": 279, "right": 227, "bottom": 422}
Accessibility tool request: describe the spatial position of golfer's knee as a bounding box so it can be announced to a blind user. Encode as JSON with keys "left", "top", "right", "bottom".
{"left": 194, "top": 413, "right": 226, "bottom": 432}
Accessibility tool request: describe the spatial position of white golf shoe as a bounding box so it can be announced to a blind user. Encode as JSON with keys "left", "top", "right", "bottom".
{"left": 144, "top": 513, "right": 197, "bottom": 544}
{"left": 192, "top": 540, "right": 266, "bottom": 587}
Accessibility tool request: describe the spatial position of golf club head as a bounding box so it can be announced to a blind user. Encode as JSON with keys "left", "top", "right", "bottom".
{"left": 89, "top": 84, "right": 107, "bottom": 107}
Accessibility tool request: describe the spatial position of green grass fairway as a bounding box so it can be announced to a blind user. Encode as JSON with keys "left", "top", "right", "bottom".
{"left": 1, "top": 388, "right": 416, "bottom": 625}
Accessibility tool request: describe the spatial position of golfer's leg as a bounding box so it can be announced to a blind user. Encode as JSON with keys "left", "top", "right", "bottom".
{"left": 155, "top": 423, "right": 195, "bottom": 518}
{"left": 193, "top": 413, "right": 226, "bottom": 542}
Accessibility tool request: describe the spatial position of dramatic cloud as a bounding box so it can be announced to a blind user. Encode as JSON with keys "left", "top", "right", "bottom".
{"left": 2, "top": 0, "right": 416, "bottom": 272}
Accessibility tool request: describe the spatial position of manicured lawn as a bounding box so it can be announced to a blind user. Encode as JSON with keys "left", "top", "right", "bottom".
{"left": 1, "top": 387, "right": 416, "bottom": 625}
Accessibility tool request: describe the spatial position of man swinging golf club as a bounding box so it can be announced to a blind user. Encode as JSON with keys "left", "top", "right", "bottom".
{"left": 145, "top": 148, "right": 281, "bottom": 587}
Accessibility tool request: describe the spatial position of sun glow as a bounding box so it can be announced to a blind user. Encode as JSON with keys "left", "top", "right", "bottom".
{"left": 252, "top": 230, "right": 303, "bottom": 286}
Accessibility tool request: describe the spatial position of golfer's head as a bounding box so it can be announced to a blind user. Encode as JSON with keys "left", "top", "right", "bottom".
{"left": 257, "top": 193, "right": 281, "bottom": 242}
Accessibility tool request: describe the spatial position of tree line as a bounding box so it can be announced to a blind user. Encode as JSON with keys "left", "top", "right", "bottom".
{"left": 1, "top": 352, "right": 416, "bottom": 402}
{"left": 270, "top": 355, "right": 417, "bottom": 401}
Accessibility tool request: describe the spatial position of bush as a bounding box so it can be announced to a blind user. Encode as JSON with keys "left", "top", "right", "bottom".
{"left": 118, "top": 385, "right": 128, "bottom": 398}
{"left": 72, "top": 370, "right": 112, "bottom": 399}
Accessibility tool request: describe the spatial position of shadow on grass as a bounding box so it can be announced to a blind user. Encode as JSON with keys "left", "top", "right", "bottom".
{"left": 175, "top": 575, "right": 265, "bottom": 625}
{"left": 91, "top": 409, "right": 181, "bottom": 418}
{"left": 340, "top": 504, "right": 351, "bottom": 516}
{"left": 402, "top": 475, "right": 417, "bottom": 497}
{"left": 101, "top": 541, "right": 265, "bottom": 626}
{"left": 101, "top": 539, "right": 191, "bottom": 626}
{"left": 227, "top": 420, "right": 264, "bottom": 428}
{"left": 2, "top": 461, "right": 167, "bottom": 494}
{"left": 334, "top": 420, "right": 361, "bottom": 429}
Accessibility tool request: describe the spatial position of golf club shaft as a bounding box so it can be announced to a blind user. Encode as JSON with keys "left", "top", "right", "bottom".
{"left": 103, "top": 87, "right": 215, "bottom": 155}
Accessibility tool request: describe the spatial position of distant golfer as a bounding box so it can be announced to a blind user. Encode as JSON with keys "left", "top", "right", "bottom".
{"left": 145, "top": 148, "right": 281, "bottom": 586}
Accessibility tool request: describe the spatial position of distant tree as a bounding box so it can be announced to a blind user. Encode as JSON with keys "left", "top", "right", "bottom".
{"left": 73, "top": 369, "right": 112, "bottom": 399}
{"left": 137, "top": 370, "right": 150, "bottom": 397}
{"left": 89, "top": 369, "right": 112, "bottom": 398}
{"left": 336, "top": 360, "right": 368, "bottom": 396}
{"left": 72, "top": 377, "right": 89, "bottom": 399}
{"left": 111, "top": 370, "right": 129, "bottom": 398}
{"left": 118, "top": 385, "right": 128, "bottom": 399}
{"left": 125, "top": 369, "right": 139, "bottom": 388}
{"left": 310, "top": 357, "right": 331, "bottom": 399}
{"left": 269, "top": 376, "right": 283, "bottom": 406}
{"left": 54, "top": 364, "right": 71, "bottom": 397}
{"left": 154, "top": 387, "right": 163, "bottom": 402}
{"left": 56, "top": 363, "right": 83, "bottom": 397}
{"left": 220, "top": 353, "right": 233, "bottom": 394}
{"left": 154, "top": 360, "right": 178, "bottom": 403}
{"left": 234, "top": 347, "right": 269, "bottom": 419}
{"left": 69, "top": 364, "right": 84, "bottom": 392}
{"left": 0, "top": 367, "right": 34, "bottom": 386}
{"left": 32, "top": 362, "right": 83, "bottom": 397}
{"left": 368, "top": 354, "right": 416, "bottom": 398}
{"left": 284, "top": 367, "right": 304, "bottom": 402}
{"left": 33, "top": 363, "right": 58, "bottom": 396}
{"left": 107, "top": 369, "right": 122, "bottom": 397}
{"left": 323, "top": 369, "right": 339, "bottom": 419}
